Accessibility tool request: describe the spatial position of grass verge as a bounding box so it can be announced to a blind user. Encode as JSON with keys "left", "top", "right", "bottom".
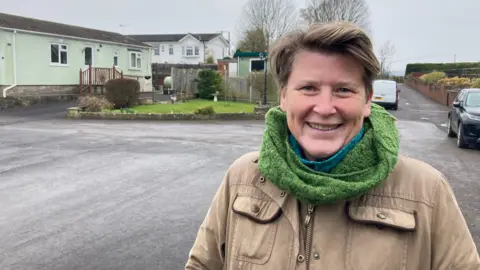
{"left": 112, "top": 99, "right": 256, "bottom": 114}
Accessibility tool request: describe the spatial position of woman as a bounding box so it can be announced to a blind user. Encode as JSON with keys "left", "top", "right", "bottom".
{"left": 185, "top": 22, "right": 480, "bottom": 269}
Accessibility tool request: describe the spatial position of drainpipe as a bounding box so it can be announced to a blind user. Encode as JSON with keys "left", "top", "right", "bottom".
{"left": 3, "top": 29, "right": 17, "bottom": 98}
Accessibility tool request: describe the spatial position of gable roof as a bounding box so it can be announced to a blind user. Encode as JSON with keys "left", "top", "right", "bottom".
{"left": 0, "top": 12, "right": 148, "bottom": 47}
{"left": 127, "top": 33, "right": 223, "bottom": 43}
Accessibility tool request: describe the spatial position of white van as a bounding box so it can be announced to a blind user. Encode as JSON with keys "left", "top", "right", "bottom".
{"left": 371, "top": 80, "right": 399, "bottom": 110}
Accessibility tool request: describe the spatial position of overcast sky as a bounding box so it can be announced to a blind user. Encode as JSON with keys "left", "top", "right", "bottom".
{"left": 2, "top": 0, "right": 479, "bottom": 73}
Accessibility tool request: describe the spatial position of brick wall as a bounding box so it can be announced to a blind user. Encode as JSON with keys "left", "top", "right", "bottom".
{"left": 405, "top": 79, "right": 460, "bottom": 106}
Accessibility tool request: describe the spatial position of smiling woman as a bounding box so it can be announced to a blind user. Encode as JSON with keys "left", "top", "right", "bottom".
{"left": 185, "top": 22, "right": 480, "bottom": 270}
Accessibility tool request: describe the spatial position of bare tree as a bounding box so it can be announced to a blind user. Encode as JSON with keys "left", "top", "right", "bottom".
{"left": 237, "top": 0, "right": 299, "bottom": 49}
{"left": 300, "top": 0, "right": 371, "bottom": 33}
{"left": 379, "top": 40, "right": 396, "bottom": 76}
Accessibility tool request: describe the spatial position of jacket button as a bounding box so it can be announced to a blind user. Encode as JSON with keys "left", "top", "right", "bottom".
{"left": 313, "top": 253, "right": 320, "bottom": 260}
{"left": 297, "top": 254, "right": 305, "bottom": 262}
{"left": 259, "top": 177, "right": 265, "bottom": 183}
{"left": 377, "top": 213, "right": 387, "bottom": 220}
{"left": 280, "top": 191, "right": 286, "bottom": 197}
{"left": 251, "top": 204, "right": 260, "bottom": 214}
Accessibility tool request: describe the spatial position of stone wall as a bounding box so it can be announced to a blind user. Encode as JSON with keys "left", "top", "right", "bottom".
{"left": 2, "top": 85, "right": 78, "bottom": 97}
{"left": 67, "top": 109, "right": 266, "bottom": 121}
{"left": 1, "top": 95, "right": 77, "bottom": 109}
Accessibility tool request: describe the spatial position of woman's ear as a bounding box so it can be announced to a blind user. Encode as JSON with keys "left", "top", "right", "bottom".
{"left": 280, "top": 88, "right": 287, "bottom": 111}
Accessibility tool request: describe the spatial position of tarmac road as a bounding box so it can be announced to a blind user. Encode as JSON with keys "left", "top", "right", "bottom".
{"left": 0, "top": 87, "right": 478, "bottom": 269}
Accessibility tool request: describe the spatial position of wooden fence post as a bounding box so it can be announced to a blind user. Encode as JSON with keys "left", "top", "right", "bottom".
{"left": 88, "top": 64, "right": 92, "bottom": 94}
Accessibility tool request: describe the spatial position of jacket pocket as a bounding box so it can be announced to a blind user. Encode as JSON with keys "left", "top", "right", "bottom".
{"left": 230, "top": 194, "right": 282, "bottom": 265}
{"left": 346, "top": 206, "right": 416, "bottom": 270}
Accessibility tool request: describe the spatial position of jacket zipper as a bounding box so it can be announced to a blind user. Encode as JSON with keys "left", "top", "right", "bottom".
{"left": 304, "top": 204, "right": 315, "bottom": 270}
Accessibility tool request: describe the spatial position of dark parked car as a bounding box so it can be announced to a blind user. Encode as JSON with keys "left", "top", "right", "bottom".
{"left": 447, "top": 88, "right": 480, "bottom": 148}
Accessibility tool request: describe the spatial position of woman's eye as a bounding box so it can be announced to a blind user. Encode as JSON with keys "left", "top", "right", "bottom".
{"left": 300, "top": 85, "right": 315, "bottom": 91}
{"left": 337, "top": 87, "right": 352, "bottom": 93}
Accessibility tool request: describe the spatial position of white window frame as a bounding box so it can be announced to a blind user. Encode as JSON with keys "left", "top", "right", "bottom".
{"left": 194, "top": 46, "right": 199, "bottom": 56}
{"left": 50, "top": 43, "right": 68, "bottom": 65}
{"left": 153, "top": 45, "right": 159, "bottom": 56}
{"left": 129, "top": 51, "right": 142, "bottom": 70}
{"left": 113, "top": 51, "right": 119, "bottom": 67}
{"left": 169, "top": 45, "right": 174, "bottom": 55}
{"left": 186, "top": 46, "right": 193, "bottom": 56}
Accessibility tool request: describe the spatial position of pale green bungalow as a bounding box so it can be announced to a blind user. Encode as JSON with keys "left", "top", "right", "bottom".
{"left": 0, "top": 12, "right": 152, "bottom": 98}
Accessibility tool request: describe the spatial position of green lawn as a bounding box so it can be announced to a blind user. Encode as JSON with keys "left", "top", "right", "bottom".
{"left": 114, "top": 100, "right": 256, "bottom": 114}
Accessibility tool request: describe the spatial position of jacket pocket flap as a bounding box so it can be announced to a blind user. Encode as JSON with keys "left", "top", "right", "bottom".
{"left": 232, "top": 195, "right": 282, "bottom": 224}
{"left": 348, "top": 206, "right": 416, "bottom": 231}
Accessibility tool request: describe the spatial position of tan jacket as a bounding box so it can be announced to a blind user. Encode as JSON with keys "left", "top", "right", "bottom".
{"left": 185, "top": 152, "right": 480, "bottom": 270}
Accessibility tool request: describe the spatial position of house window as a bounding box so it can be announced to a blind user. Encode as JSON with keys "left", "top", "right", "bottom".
{"left": 161, "top": 45, "right": 164, "bottom": 52}
{"left": 153, "top": 45, "right": 159, "bottom": 55}
{"left": 194, "top": 46, "right": 199, "bottom": 56}
{"left": 113, "top": 51, "right": 119, "bottom": 66}
{"left": 169, "top": 45, "right": 173, "bottom": 55}
{"left": 186, "top": 46, "right": 193, "bottom": 56}
{"left": 129, "top": 52, "right": 142, "bottom": 69}
{"left": 51, "top": 43, "right": 68, "bottom": 64}
{"left": 251, "top": 59, "right": 265, "bottom": 71}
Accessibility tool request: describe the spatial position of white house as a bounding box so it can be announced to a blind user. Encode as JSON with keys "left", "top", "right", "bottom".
{"left": 128, "top": 33, "right": 230, "bottom": 64}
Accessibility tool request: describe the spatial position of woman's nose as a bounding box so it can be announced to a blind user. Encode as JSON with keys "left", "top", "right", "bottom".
{"left": 311, "top": 89, "right": 337, "bottom": 116}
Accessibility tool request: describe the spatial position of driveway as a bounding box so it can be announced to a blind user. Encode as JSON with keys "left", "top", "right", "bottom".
{"left": 0, "top": 101, "right": 76, "bottom": 126}
{"left": 0, "top": 89, "right": 478, "bottom": 269}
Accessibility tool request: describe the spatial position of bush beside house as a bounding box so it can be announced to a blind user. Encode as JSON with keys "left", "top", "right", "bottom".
{"left": 105, "top": 78, "right": 141, "bottom": 109}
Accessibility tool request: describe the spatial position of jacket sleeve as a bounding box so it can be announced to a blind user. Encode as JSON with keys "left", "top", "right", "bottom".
{"left": 185, "top": 171, "right": 231, "bottom": 270}
{"left": 431, "top": 176, "right": 480, "bottom": 269}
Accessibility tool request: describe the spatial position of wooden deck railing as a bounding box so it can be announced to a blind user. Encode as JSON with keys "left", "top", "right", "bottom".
{"left": 79, "top": 65, "right": 124, "bottom": 94}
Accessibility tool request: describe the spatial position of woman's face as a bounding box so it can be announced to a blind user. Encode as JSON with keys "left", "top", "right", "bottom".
{"left": 280, "top": 50, "right": 372, "bottom": 160}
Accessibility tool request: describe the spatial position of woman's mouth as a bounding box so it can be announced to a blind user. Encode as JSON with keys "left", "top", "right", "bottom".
{"left": 307, "top": 122, "right": 342, "bottom": 131}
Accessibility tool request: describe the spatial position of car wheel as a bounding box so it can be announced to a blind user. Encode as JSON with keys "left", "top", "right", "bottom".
{"left": 457, "top": 122, "right": 468, "bottom": 148}
{"left": 392, "top": 102, "right": 398, "bottom": 110}
{"left": 447, "top": 116, "right": 456, "bottom": 137}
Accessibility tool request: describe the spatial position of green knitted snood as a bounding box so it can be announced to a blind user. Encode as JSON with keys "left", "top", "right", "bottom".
{"left": 257, "top": 103, "right": 400, "bottom": 205}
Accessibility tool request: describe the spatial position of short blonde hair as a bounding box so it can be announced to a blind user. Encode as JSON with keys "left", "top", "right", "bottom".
{"left": 269, "top": 21, "right": 380, "bottom": 98}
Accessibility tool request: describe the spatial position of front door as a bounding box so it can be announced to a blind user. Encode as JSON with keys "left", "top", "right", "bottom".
{"left": 84, "top": 46, "right": 93, "bottom": 67}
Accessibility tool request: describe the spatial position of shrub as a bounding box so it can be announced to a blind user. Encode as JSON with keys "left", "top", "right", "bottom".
{"left": 78, "top": 95, "right": 113, "bottom": 112}
{"left": 197, "top": 69, "right": 223, "bottom": 100}
{"left": 438, "top": 76, "right": 472, "bottom": 88}
{"left": 105, "top": 78, "right": 141, "bottom": 109}
{"left": 194, "top": 105, "right": 215, "bottom": 115}
{"left": 420, "top": 71, "right": 446, "bottom": 84}
{"left": 472, "top": 78, "right": 480, "bottom": 88}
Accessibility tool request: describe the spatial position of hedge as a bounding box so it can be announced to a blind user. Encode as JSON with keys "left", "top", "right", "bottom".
{"left": 405, "top": 62, "right": 480, "bottom": 76}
